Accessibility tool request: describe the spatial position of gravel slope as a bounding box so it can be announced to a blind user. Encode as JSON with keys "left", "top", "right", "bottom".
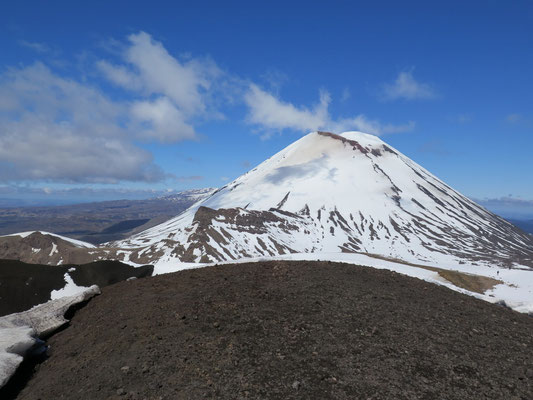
{"left": 11, "top": 261, "right": 533, "bottom": 399}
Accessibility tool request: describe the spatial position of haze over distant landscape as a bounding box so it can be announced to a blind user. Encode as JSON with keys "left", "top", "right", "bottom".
{"left": 0, "top": 1, "right": 532, "bottom": 218}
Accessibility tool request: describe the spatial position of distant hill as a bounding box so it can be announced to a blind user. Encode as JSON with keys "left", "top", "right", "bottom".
{"left": 0, "top": 188, "right": 215, "bottom": 244}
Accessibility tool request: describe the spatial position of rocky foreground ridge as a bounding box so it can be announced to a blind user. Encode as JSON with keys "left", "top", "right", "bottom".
{"left": 8, "top": 261, "right": 533, "bottom": 400}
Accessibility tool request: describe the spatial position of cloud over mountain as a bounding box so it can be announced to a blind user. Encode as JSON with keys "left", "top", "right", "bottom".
{"left": 98, "top": 31, "right": 223, "bottom": 143}
{"left": 381, "top": 70, "right": 436, "bottom": 101}
{"left": 0, "top": 31, "right": 418, "bottom": 184}
{"left": 244, "top": 84, "right": 414, "bottom": 136}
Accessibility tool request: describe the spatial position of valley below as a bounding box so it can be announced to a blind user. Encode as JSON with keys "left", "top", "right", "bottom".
{"left": 0, "top": 188, "right": 215, "bottom": 245}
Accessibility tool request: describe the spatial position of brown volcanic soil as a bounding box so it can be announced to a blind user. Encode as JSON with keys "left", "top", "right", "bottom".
{"left": 12, "top": 261, "right": 533, "bottom": 400}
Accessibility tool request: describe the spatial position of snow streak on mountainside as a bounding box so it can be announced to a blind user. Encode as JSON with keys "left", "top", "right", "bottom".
{"left": 114, "top": 131, "right": 533, "bottom": 269}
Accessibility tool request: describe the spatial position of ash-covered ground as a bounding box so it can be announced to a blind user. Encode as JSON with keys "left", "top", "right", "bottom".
{"left": 9, "top": 261, "right": 533, "bottom": 399}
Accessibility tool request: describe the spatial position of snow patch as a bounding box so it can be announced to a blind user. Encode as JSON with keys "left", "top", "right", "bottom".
{"left": 0, "top": 286, "right": 100, "bottom": 388}
{"left": 51, "top": 273, "right": 91, "bottom": 300}
{"left": 49, "top": 242, "right": 58, "bottom": 256}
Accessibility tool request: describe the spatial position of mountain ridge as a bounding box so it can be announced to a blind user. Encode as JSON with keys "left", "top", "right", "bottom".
{"left": 1, "top": 131, "right": 533, "bottom": 315}
{"left": 114, "top": 131, "right": 533, "bottom": 269}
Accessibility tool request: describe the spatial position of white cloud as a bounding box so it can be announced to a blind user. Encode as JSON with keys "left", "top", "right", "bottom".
{"left": 244, "top": 84, "right": 414, "bottom": 136}
{"left": 131, "top": 97, "right": 196, "bottom": 143}
{"left": 96, "top": 60, "right": 142, "bottom": 90}
{"left": 0, "top": 62, "right": 164, "bottom": 183}
{"left": 381, "top": 70, "right": 436, "bottom": 101}
{"left": 98, "top": 31, "right": 222, "bottom": 142}
{"left": 245, "top": 84, "right": 329, "bottom": 132}
{"left": 0, "top": 32, "right": 223, "bottom": 183}
{"left": 124, "top": 32, "right": 216, "bottom": 114}
{"left": 330, "top": 116, "right": 415, "bottom": 135}
{"left": 19, "top": 40, "right": 50, "bottom": 53}
{"left": 2, "top": 31, "right": 420, "bottom": 184}
{"left": 340, "top": 87, "right": 351, "bottom": 102}
{"left": 259, "top": 69, "right": 289, "bottom": 94}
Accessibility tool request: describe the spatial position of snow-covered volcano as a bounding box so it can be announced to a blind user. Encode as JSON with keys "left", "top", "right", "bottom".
{"left": 115, "top": 131, "right": 533, "bottom": 269}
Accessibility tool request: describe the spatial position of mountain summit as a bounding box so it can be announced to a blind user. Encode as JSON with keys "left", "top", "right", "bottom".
{"left": 115, "top": 131, "right": 533, "bottom": 269}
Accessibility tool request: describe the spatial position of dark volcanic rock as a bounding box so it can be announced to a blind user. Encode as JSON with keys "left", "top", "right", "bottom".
{"left": 0, "top": 260, "right": 153, "bottom": 316}
{"left": 10, "top": 261, "right": 533, "bottom": 399}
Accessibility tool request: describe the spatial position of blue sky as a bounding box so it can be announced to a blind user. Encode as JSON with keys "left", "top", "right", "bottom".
{"left": 0, "top": 1, "right": 532, "bottom": 216}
